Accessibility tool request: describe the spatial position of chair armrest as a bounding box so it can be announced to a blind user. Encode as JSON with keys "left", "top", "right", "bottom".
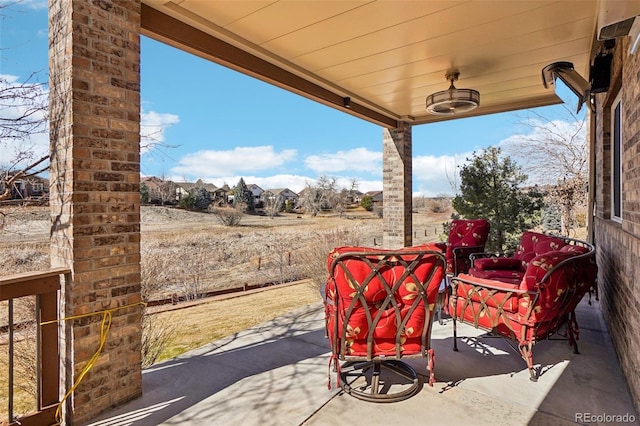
{"left": 469, "top": 252, "right": 502, "bottom": 262}
{"left": 450, "top": 274, "right": 535, "bottom": 328}
{"left": 451, "top": 274, "right": 530, "bottom": 295}
{"left": 450, "top": 245, "right": 486, "bottom": 257}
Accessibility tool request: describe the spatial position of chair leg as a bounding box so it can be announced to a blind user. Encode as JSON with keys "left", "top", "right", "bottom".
{"left": 339, "top": 360, "right": 422, "bottom": 402}
{"left": 427, "top": 348, "right": 436, "bottom": 386}
{"left": 519, "top": 342, "right": 537, "bottom": 381}
{"left": 453, "top": 317, "right": 458, "bottom": 351}
{"left": 568, "top": 310, "right": 580, "bottom": 354}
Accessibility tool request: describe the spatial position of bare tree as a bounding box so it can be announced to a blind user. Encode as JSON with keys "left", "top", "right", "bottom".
{"left": 0, "top": 72, "right": 48, "bottom": 144}
{"left": 0, "top": 155, "right": 49, "bottom": 201}
{"left": 502, "top": 109, "right": 588, "bottom": 235}
{"left": 335, "top": 178, "right": 359, "bottom": 217}
{"left": 263, "top": 190, "right": 282, "bottom": 218}
{"left": 300, "top": 175, "right": 338, "bottom": 216}
{"left": 0, "top": 69, "right": 50, "bottom": 203}
{"left": 444, "top": 154, "right": 462, "bottom": 194}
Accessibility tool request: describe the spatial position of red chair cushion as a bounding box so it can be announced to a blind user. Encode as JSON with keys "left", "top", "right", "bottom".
{"left": 467, "top": 267, "right": 524, "bottom": 285}
{"left": 473, "top": 257, "right": 522, "bottom": 270}
{"left": 325, "top": 244, "right": 445, "bottom": 357}
{"left": 513, "top": 231, "right": 567, "bottom": 268}
{"left": 443, "top": 219, "right": 490, "bottom": 274}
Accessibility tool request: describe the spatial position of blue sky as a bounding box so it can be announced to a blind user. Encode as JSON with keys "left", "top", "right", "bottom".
{"left": 1, "top": 2, "right": 584, "bottom": 196}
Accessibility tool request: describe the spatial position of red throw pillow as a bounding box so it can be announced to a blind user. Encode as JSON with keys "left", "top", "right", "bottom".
{"left": 520, "top": 251, "right": 575, "bottom": 291}
{"left": 534, "top": 237, "right": 566, "bottom": 255}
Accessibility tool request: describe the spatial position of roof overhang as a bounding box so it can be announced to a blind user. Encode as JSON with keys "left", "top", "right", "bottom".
{"left": 141, "top": 1, "right": 610, "bottom": 128}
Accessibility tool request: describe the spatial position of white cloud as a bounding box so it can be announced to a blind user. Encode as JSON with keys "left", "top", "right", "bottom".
{"left": 413, "top": 153, "right": 471, "bottom": 197}
{"left": 141, "top": 110, "right": 180, "bottom": 154}
{"left": 171, "top": 146, "right": 298, "bottom": 178}
{"left": 165, "top": 148, "right": 465, "bottom": 197}
{"left": 305, "top": 147, "right": 382, "bottom": 173}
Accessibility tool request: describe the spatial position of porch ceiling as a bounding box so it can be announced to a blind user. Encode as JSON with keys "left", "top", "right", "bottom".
{"left": 141, "top": 0, "right": 600, "bottom": 128}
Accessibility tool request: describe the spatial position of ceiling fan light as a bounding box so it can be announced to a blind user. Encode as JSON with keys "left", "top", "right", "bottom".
{"left": 426, "top": 72, "right": 480, "bottom": 115}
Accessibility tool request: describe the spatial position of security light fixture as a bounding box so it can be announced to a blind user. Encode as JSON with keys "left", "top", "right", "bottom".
{"left": 542, "top": 61, "right": 591, "bottom": 113}
{"left": 425, "top": 71, "right": 480, "bottom": 115}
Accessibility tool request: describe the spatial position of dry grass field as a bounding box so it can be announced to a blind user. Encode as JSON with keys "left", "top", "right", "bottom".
{"left": 0, "top": 203, "right": 449, "bottom": 418}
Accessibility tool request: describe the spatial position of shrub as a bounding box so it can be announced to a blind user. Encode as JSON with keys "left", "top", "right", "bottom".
{"left": 360, "top": 194, "right": 373, "bottom": 211}
{"left": 427, "top": 196, "right": 450, "bottom": 213}
{"left": 211, "top": 206, "right": 244, "bottom": 226}
{"left": 296, "top": 226, "right": 366, "bottom": 293}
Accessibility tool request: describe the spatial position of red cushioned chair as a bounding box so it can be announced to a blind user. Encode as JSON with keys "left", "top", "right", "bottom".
{"left": 435, "top": 219, "right": 491, "bottom": 276}
{"left": 324, "top": 244, "right": 446, "bottom": 402}
{"left": 449, "top": 233, "right": 597, "bottom": 381}
{"left": 434, "top": 219, "right": 490, "bottom": 324}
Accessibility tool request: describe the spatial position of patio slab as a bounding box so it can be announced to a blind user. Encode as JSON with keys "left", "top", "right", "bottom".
{"left": 87, "top": 297, "right": 638, "bottom": 426}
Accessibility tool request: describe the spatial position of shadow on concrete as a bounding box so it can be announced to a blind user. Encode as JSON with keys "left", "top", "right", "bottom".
{"left": 87, "top": 304, "right": 330, "bottom": 425}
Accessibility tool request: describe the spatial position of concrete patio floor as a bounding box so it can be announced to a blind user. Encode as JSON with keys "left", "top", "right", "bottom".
{"left": 87, "top": 297, "right": 638, "bottom": 426}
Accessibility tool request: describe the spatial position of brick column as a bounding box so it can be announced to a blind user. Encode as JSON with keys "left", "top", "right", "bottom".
{"left": 49, "top": 0, "right": 142, "bottom": 423}
{"left": 382, "top": 122, "right": 413, "bottom": 248}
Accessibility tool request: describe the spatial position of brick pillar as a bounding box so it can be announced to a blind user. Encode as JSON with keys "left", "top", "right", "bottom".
{"left": 49, "top": 0, "right": 142, "bottom": 423}
{"left": 382, "top": 122, "right": 413, "bottom": 248}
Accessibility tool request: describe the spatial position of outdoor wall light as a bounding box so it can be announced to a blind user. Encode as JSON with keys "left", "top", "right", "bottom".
{"left": 343, "top": 97, "right": 351, "bottom": 108}
{"left": 425, "top": 71, "right": 480, "bottom": 115}
{"left": 541, "top": 61, "right": 591, "bottom": 113}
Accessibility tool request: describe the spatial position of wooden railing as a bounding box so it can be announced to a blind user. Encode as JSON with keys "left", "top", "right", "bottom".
{"left": 1, "top": 268, "right": 69, "bottom": 426}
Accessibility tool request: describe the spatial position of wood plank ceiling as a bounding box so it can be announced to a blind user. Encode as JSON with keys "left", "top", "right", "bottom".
{"left": 141, "top": 0, "right": 601, "bottom": 128}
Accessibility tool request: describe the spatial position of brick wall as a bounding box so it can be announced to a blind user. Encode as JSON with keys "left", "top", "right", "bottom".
{"left": 49, "top": 0, "right": 143, "bottom": 423}
{"left": 383, "top": 123, "right": 413, "bottom": 248}
{"left": 593, "top": 36, "right": 640, "bottom": 411}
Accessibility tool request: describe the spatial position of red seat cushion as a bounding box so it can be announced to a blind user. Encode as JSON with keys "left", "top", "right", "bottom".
{"left": 467, "top": 267, "right": 524, "bottom": 285}
{"left": 473, "top": 257, "right": 522, "bottom": 270}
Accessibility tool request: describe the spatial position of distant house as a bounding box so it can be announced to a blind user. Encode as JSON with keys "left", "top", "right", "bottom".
{"left": 0, "top": 174, "right": 49, "bottom": 200}
{"left": 246, "top": 184, "right": 264, "bottom": 204}
{"left": 345, "top": 189, "right": 363, "bottom": 205}
{"left": 141, "top": 176, "right": 178, "bottom": 205}
{"left": 212, "top": 184, "right": 230, "bottom": 205}
{"left": 263, "top": 188, "right": 299, "bottom": 208}
{"left": 175, "top": 179, "right": 218, "bottom": 202}
{"left": 365, "top": 190, "right": 383, "bottom": 204}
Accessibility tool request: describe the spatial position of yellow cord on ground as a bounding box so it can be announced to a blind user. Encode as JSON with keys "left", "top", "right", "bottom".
{"left": 40, "top": 301, "right": 146, "bottom": 425}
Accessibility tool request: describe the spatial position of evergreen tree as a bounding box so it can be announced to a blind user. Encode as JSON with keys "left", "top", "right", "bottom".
{"left": 191, "top": 187, "right": 212, "bottom": 211}
{"left": 233, "top": 177, "right": 255, "bottom": 213}
{"left": 140, "top": 182, "right": 149, "bottom": 204}
{"left": 360, "top": 194, "right": 374, "bottom": 211}
{"left": 452, "top": 147, "right": 544, "bottom": 253}
{"left": 541, "top": 203, "right": 562, "bottom": 233}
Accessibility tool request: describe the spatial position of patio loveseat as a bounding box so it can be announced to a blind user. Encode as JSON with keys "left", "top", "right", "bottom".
{"left": 449, "top": 231, "right": 597, "bottom": 381}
